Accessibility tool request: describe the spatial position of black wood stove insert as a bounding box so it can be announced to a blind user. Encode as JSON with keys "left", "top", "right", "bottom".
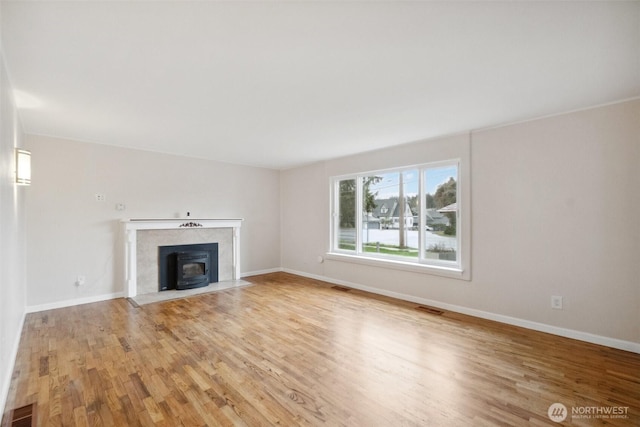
{"left": 158, "top": 243, "right": 218, "bottom": 291}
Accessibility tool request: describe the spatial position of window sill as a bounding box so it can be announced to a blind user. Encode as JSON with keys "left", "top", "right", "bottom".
{"left": 325, "top": 252, "right": 468, "bottom": 280}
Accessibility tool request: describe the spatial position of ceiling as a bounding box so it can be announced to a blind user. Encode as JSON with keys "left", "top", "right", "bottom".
{"left": 2, "top": 1, "right": 639, "bottom": 170}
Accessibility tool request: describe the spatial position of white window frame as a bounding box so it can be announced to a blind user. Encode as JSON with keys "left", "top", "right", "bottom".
{"left": 328, "top": 160, "right": 466, "bottom": 279}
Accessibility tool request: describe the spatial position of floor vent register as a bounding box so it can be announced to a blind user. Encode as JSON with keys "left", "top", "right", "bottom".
{"left": 415, "top": 305, "right": 445, "bottom": 315}
{"left": 10, "top": 403, "right": 36, "bottom": 427}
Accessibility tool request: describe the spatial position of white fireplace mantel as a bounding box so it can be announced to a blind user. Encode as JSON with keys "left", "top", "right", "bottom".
{"left": 122, "top": 218, "right": 243, "bottom": 297}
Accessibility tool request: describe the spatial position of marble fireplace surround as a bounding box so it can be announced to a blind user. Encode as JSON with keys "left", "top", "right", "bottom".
{"left": 122, "top": 219, "right": 243, "bottom": 297}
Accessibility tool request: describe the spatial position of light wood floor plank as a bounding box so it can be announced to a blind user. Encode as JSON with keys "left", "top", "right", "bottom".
{"left": 2, "top": 272, "right": 638, "bottom": 426}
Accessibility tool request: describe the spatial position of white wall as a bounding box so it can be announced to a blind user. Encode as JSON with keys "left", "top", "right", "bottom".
{"left": 25, "top": 135, "right": 281, "bottom": 309}
{"left": 280, "top": 160, "right": 328, "bottom": 276}
{"left": 281, "top": 99, "right": 640, "bottom": 350}
{"left": 0, "top": 49, "right": 27, "bottom": 415}
{"left": 470, "top": 101, "right": 639, "bottom": 343}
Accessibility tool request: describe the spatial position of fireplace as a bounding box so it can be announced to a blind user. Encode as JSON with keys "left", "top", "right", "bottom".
{"left": 122, "top": 218, "right": 242, "bottom": 297}
{"left": 158, "top": 243, "right": 219, "bottom": 291}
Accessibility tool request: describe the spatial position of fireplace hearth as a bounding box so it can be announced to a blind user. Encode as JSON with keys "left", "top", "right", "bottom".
{"left": 158, "top": 243, "right": 219, "bottom": 291}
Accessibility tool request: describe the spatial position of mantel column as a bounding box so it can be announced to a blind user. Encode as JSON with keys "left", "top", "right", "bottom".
{"left": 124, "top": 228, "right": 138, "bottom": 298}
{"left": 233, "top": 226, "right": 241, "bottom": 280}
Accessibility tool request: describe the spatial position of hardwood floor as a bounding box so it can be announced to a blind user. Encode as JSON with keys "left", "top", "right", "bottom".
{"left": 2, "top": 272, "right": 639, "bottom": 426}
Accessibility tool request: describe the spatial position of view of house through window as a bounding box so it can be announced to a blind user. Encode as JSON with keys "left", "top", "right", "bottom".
{"left": 362, "top": 170, "right": 419, "bottom": 259}
{"left": 334, "top": 162, "right": 459, "bottom": 268}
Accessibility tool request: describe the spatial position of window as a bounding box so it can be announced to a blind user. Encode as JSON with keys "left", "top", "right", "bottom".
{"left": 331, "top": 161, "right": 462, "bottom": 274}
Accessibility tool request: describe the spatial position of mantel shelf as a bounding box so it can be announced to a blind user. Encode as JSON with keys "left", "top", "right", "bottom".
{"left": 122, "top": 218, "right": 243, "bottom": 231}
{"left": 122, "top": 218, "right": 243, "bottom": 222}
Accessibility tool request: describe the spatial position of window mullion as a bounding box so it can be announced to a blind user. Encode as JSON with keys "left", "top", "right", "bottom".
{"left": 456, "top": 161, "right": 461, "bottom": 269}
{"left": 418, "top": 168, "right": 425, "bottom": 262}
{"left": 331, "top": 178, "right": 339, "bottom": 251}
{"left": 355, "top": 176, "right": 363, "bottom": 254}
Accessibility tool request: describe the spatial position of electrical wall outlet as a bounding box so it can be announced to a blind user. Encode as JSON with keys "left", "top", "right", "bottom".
{"left": 551, "top": 295, "right": 563, "bottom": 310}
{"left": 95, "top": 193, "right": 106, "bottom": 202}
{"left": 76, "top": 275, "right": 86, "bottom": 286}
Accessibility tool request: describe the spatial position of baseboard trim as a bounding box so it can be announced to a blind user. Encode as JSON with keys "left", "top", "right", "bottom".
{"left": 241, "top": 268, "right": 283, "bottom": 278}
{"left": 26, "top": 292, "right": 124, "bottom": 314}
{"left": 19, "top": 269, "right": 640, "bottom": 354}
{"left": 23, "top": 270, "right": 287, "bottom": 312}
{"left": 282, "top": 268, "right": 640, "bottom": 354}
{"left": 1, "top": 310, "right": 26, "bottom": 418}
{"left": 25, "top": 271, "right": 288, "bottom": 312}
